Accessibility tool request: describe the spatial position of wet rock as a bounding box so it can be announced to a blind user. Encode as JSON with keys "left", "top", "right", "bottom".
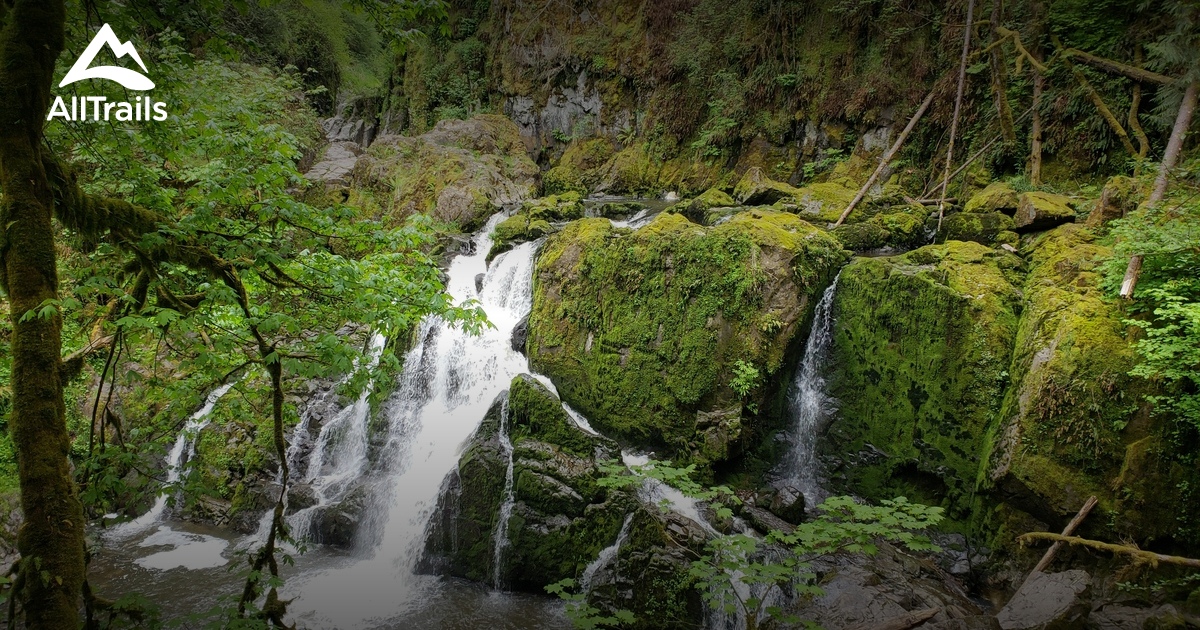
{"left": 1087, "top": 603, "right": 1186, "bottom": 630}
{"left": 743, "top": 505, "right": 794, "bottom": 534}
{"left": 311, "top": 483, "right": 369, "bottom": 546}
{"left": 964, "top": 182, "right": 1020, "bottom": 215}
{"left": 1013, "top": 192, "right": 1075, "bottom": 232}
{"left": 474, "top": 273, "right": 485, "bottom": 294}
{"left": 768, "top": 485, "right": 806, "bottom": 524}
{"left": 511, "top": 314, "right": 529, "bottom": 353}
{"left": 996, "top": 570, "right": 1091, "bottom": 630}
{"left": 1085, "top": 176, "right": 1142, "bottom": 230}
{"left": 286, "top": 483, "right": 318, "bottom": 514}
{"left": 672, "top": 187, "right": 736, "bottom": 225}
{"left": 596, "top": 201, "right": 645, "bottom": 220}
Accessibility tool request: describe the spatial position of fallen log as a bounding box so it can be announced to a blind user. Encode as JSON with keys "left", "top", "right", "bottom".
{"left": 1018, "top": 533, "right": 1200, "bottom": 569}
{"left": 1018, "top": 495, "right": 1097, "bottom": 593}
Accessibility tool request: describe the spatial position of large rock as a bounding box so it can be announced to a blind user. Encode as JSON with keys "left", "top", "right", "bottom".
{"left": 1085, "top": 176, "right": 1142, "bottom": 229}
{"left": 832, "top": 204, "right": 931, "bottom": 252}
{"left": 939, "top": 211, "right": 1017, "bottom": 246}
{"left": 673, "top": 187, "right": 737, "bottom": 225}
{"left": 996, "top": 570, "right": 1090, "bottom": 630}
{"left": 422, "top": 376, "right": 632, "bottom": 589}
{"left": 733, "top": 167, "right": 803, "bottom": 205}
{"left": 309, "top": 482, "right": 370, "bottom": 546}
{"left": 984, "top": 225, "right": 1143, "bottom": 526}
{"left": 527, "top": 210, "right": 847, "bottom": 466}
{"left": 349, "top": 115, "right": 538, "bottom": 231}
{"left": 825, "top": 241, "right": 1023, "bottom": 509}
{"left": 964, "top": 182, "right": 1020, "bottom": 214}
{"left": 1013, "top": 192, "right": 1076, "bottom": 232}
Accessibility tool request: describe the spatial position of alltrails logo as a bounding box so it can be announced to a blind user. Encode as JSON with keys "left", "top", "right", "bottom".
{"left": 47, "top": 24, "right": 168, "bottom": 122}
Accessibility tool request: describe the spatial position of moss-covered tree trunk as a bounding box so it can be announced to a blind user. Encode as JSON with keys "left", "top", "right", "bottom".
{"left": 0, "top": 2, "right": 87, "bottom": 628}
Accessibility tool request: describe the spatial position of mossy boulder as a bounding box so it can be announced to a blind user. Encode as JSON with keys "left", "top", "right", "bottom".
{"left": 422, "top": 376, "right": 632, "bottom": 589}
{"left": 791, "top": 182, "right": 858, "bottom": 224}
{"left": 490, "top": 214, "right": 553, "bottom": 261}
{"left": 983, "top": 225, "right": 1143, "bottom": 529}
{"left": 528, "top": 210, "right": 848, "bottom": 467}
{"left": 733, "top": 167, "right": 803, "bottom": 205}
{"left": 671, "top": 187, "right": 738, "bottom": 225}
{"left": 350, "top": 114, "right": 537, "bottom": 231}
{"left": 824, "top": 241, "right": 1024, "bottom": 513}
{"left": 832, "top": 204, "right": 931, "bottom": 252}
{"left": 542, "top": 164, "right": 587, "bottom": 196}
{"left": 964, "top": 182, "right": 1020, "bottom": 214}
{"left": 939, "top": 211, "right": 1017, "bottom": 246}
{"left": 595, "top": 201, "right": 645, "bottom": 220}
{"left": 1085, "top": 176, "right": 1142, "bottom": 230}
{"left": 523, "top": 192, "right": 585, "bottom": 222}
{"left": 1013, "top": 192, "right": 1076, "bottom": 233}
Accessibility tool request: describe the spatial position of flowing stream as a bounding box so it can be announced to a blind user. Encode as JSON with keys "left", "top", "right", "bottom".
{"left": 492, "top": 396, "right": 516, "bottom": 589}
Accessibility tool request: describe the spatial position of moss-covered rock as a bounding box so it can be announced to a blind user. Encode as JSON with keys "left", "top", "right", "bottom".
{"left": 491, "top": 214, "right": 553, "bottom": 261}
{"left": 733, "top": 167, "right": 803, "bottom": 205}
{"left": 1084, "top": 176, "right": 1142, "bottom": 230}
{"left": 422, "top": 377, "right": 633, "bottom": 590}
{"left": 983, "top": 225, "right": 1142, "bottom": 528}
{"left": 791, "top": 181, "right": 858, "bottom": 224}
{"left": 824, "top": 241, "right": 1023, "bottom": 513}
{"left": 939, "top": 211, "right": 1017, "bottom": 246}
{"left": 542, "top": 164, "right": 587, "bottom": 196}
{"left": 832, "top": 204, "right": 931, "bottom": 252}
{"left": 523, "top": 191, "right": 585, "bottom": 222}
{"left": 1013, "top": 191, "right": 1076, "bottom": 233}
{"left": 670, "top": 187, "right": 738, "bottom": 225}
{"left": 964, "top": 182, "right": 1020, "bottom": 214}
{"left": 350, "top": 114, "right": 537, "bottom": 231}
{"left": 527, "top": 210, "right": 848, "bottom": 467}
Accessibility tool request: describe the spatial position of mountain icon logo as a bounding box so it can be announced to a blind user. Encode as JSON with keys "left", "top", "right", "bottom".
{"left": 60, "top": 23, "right": 154, "bottom": 91}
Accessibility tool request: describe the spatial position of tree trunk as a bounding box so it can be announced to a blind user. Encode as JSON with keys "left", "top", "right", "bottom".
{"left": 833, "top": 89, "right": 936, "bottom": 227}
{"left": 1030, "top": 71, "right": 1044, "bottom": 186}
{"left": 1151, "top": 81, "right": 1198, "bottom": 203}
{"left": 989, "top": 0, "right": 1016, "bottom": 143}
{"left": 1123, "top": 80, "right": 1198, "bottom": 299}
{"left": 0, "top": 2, "right": 86, "bottom": 629}
{"left": 937, "top": 0, "right": 976, "bottom": 232}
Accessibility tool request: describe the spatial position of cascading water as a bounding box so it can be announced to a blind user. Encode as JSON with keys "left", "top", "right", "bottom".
{"left": 287, "top": 333, "right": 387, "bottom": 541}
{"left": 579, "top": 513, "right": 633, "bottom": 593}
{"left": 109, "top": 381, "right": 236, "bottom": 538}
{"left": 491, "top": 396, "right": 516, "bottom": 589}
{"left": 287, "top": 213, "right": 540, "bottom": 627}
{"left": 778, "top": 272, "right": 842, "bottom": 508}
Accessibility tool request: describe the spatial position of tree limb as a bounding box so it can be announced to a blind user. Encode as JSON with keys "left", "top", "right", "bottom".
{"left": 1018, "top": 532, "right": 1200, "bottom": 569}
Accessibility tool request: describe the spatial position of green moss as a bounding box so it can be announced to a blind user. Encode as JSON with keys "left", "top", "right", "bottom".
{"left": 791, "top": 182, "right": 858, "bottom": 224}
{"left": 964, "top": 182, "right": 1019, "bottom": 214}
{"left": 528, "top": 210, "right": 847, "bottom": 466}
{"left": 939, "top": 211, "right": 1016, "bottom": 246}
{"left": 825, "top": 241, "right": 1023, "bottom": 516}
{"left": 508, "top": 375, "right": 596, "bottom": 458}
{"left": 543, "top": 164, "right": 587, "bottom": 196}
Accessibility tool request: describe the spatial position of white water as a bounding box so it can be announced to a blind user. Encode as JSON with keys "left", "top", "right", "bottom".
{"left": 287, "top": 214, "right": 540, "bottom": 627}
{"left": 491, "top": 396, "right": 516, "bottom": 589}
{"left": 109, "top": 382, "right": 236, "bottom": 539}
{"left": 620, "top": 452, "right": 719, "bottom": 537}
{"left": 579, "top": 513, "right": 633, "bottom": 592}
{"left": 288, "top": 333, "right": 388, "bottom": 541}
{"left": 779, "top": 272, "right": 841, "bottom": 507}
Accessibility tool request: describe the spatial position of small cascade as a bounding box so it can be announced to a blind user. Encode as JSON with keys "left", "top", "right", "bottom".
{"left": 779, "top": 272, "right": 842, "bottom": 507}
{"left": 288, "top": 333, "right": 387, "bottom": 541}
{"left": 109, "top": 382, "right": 236, "bottom": 538}
{"left": 620, "top": 452, "right": 720, "bottom": 537}
{"left": 579, "top": 513, "right": 634, "bottom": 593}
{"left": 491, "top": 396, "right": 516, "bottom": 589}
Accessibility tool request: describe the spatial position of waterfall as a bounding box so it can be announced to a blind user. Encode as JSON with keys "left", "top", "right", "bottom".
{"left": 288, "top": 213, "right": 540, "bottom": 628}
{"left": 779, "top": 272, "right": 842, "bottom": 508}
{"left": 579, "top": 513, "right": 633, "bottom": 592}
{"left": 109, "top": 381, "right": 236, "bottom": 538}
{"left": 491, "top": 396, "right": 515, "bottom": 589}
{"left": 287, "top": 333, "right": 387, "bottom": 541}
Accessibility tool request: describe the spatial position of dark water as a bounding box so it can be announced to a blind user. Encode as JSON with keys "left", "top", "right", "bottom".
{"left": 88, "top": 519, "right": 571, "bottom": 629}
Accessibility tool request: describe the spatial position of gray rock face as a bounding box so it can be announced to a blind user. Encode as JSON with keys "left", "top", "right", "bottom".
{"left": 310, "top": 483, "right": 369, "bottom": 547}
{"left": 505, "top": 71, "right": 633, "bottom": 150}
{"left": 792, "top": 542, "right": 993, "bottom": 629}
{"left": 303, "top": 141, "right": 362, "bottom": 185}
{"left": 996, "top": 570, "right": 1091, "bottom": 630}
